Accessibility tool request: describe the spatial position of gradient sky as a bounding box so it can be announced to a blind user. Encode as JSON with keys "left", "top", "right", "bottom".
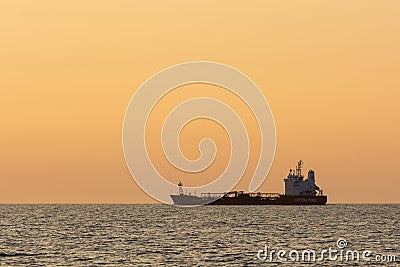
{"left": 1, "top": 1, "right": 399, "bottom": 203}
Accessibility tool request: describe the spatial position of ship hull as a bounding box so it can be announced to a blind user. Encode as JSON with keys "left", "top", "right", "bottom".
{"left": 171, "top": 194, "right": 327, "bottom": 206}
{"left": 170, "top": 194, "right": 219, "bottom": 206}
{"left": 207, "top": 195, "right": 327, "bottom": 205}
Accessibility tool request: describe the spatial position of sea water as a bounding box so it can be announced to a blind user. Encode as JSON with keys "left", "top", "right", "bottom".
{"left": 0, "top": 204, "right": 398, "bottom": 266}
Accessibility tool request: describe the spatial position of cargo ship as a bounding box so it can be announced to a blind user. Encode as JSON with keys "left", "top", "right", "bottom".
{"left": 170, "top": 160, "right": 327, "bottom": 205}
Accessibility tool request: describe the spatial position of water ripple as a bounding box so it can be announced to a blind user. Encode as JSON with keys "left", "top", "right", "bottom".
{"left": 0, "top": 204, "right": 398, "bottom": 266}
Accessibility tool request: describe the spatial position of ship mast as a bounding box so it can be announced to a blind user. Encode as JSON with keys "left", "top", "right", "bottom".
{"left": 178, "top": 181, "right": 183, "bottom": 195}
{"left": 295, "top": 160, "right": 303, "bottom": 177}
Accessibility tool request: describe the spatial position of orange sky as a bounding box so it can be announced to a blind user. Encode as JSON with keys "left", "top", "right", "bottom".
{"left": 0, "top": 1, "right": 399, "bottom": 203}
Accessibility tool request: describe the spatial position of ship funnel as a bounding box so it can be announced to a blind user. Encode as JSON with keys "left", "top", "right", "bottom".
{"left": 308, "top": 169, "right": 315, "bottom": 179}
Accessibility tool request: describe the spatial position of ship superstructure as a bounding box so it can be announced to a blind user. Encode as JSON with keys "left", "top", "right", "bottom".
{"left": 284, "top": 160, "right": 323, "bottom": 196}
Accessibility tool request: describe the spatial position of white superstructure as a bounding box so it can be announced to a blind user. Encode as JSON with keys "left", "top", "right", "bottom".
{"left": 284, "top": 160, "right": 323, "bottom": 196}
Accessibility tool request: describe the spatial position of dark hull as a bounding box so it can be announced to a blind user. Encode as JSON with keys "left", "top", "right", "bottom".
{"left": 207, "top": 195, "right": 327, "bottom": 205}
{"left": 171, "top": 194, "right": 327, "bottom": 206}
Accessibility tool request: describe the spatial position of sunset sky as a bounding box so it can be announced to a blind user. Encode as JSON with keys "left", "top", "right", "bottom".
{"left": 1, "top": 1, "right": 399, "bottom": 203}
